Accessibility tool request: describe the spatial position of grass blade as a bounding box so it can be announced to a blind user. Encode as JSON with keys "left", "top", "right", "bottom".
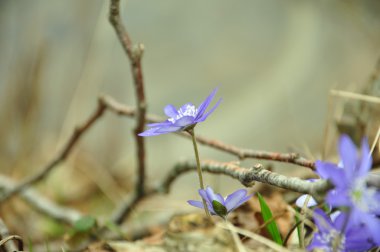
{"left": 257, "top": 193, "right": 283, "bottom": 245}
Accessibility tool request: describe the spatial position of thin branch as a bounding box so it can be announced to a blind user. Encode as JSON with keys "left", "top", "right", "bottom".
{"left": 110, "top": 191, "right": 152, "bottom": 225}
{"left": 0, "top": 175, "right": 82, "bottom": 225}
{"left": 0, "top": 101, "right": 107, "bottom": 202}
{"left": 100, "top": 95, "right": 315, "bottom": 169}
{"left": 3, "top": 93, "right": 377, "bottom": 226}
{"left": 190, "top": 138, "right": 315, "bottom": 169}
{"left": 0, "top": 218, "right": 17, "bottom": 252}
{"left": 110, "top": 160, "right": 328, "bottom": 223}
{"left": 156, "top": 160, "right": 331, "bottom": 200}
{"left": 109, "top": 0, "right": 147, "bottom": 197}
{"left": 0, "top": 235, "right": 23, "bottom": 252}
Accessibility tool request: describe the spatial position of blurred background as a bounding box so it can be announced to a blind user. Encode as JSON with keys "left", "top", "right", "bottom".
{"left": 1, "top": 0, "right": 380, "bottom": 246}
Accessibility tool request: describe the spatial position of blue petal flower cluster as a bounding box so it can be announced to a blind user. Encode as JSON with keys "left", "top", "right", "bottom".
{"left": 308, "top": 209, "right": 377, "bottom": 252}
{"left": 139, "top": 87, "right": 251, "bottom": 218}
{"left": 309, "top": 135, "right": 380, "bottom": 251}
{"left": 187, "top": 186, "right": 253, "bottom": 218}
{"left": 139, "top": 88, "right": 221, "bottom": 136}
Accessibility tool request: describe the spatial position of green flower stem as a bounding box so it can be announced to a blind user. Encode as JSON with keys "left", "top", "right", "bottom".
{"left": 187, "top": 128, "right": 211, "bottom": 218}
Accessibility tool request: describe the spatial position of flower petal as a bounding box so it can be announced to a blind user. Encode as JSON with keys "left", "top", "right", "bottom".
{"left": 138, "top": 128, "right": 161, "bottom": 137}
{"left": 332, "top": 211, "right": 348, "bottom": 230}
{"left": 225, "top": 189, "right": 248, "bottom": 212}
{"left": 362, "top": 213, "right": 380, "bottom": 244}
{"left": 215, "top": 193, "right": 225, "bottom": 205}
{"left": 313, "top": 209, "right": 333, "bottom": 233}
{"left": 146, "top": 121, "right": 172, "bottom": 127}
{"left": 343, "top": 217, "right": 376, "bottom": 251}
{"left": 198, "top": 188, "right": 212, "bottom": 206}
{"left": 295, "top": 194, "right": 318, "bottom": 208}
{"left": 338, "top": 135, "right": 358, "bottom": 178}
{"left": 173, "top": 116, "right": 195, "bottom": 127}
{"left": 154, "top": 125, "right": 182, "bottom": 134}
{"left": 205, "top": 186, "right": 220, "bottom": 204}
{"left": 325, "top": 189, "right": 351, "bottom": 207}
{"left": 236, "top": 194, "right": 253, "bottom": 207}
{"left": 187, "top": 200, "right": 204, "bottom": 210}
{"left": 195, "top": 98, "right": 222, "bottom": 122}
{"left": 196, "top": 87, "right": 218, "bottom": 119}
{"left": 189, "top": 195, "right": 216, "bottom": 215}
{"left": 164, "top": 104, "right": 178, "bottom": 118}
{"left": 307, "top": 237, "right": 326, "bottom": 252}
{"left": 315, "top": 161, "right": 347, "bottom": 188}
{"left": 358, "top": 137, "right": 372, "bottom": 176}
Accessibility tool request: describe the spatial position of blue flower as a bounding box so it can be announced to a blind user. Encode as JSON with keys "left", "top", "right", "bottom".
{"left": 295, "top": 194, "right": 318, "bottom": 208}
{"left": 316, "top": 135, "right": 380, "bottom": 244}
{"left": 139, "top": 88, "right": 222, "bottom": 136}
{"left": 308, "top": 209, "right": 377, "bottom": 252}
{"left": 187, "top": 186, "right": 253, "bottom": 218}
{"left": 295, "top": 179, "right": 319, "bottom": 208}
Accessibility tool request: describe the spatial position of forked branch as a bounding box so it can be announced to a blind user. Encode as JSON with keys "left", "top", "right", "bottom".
{"left": 109, "top": 0, "right": 147, "bottom": 197}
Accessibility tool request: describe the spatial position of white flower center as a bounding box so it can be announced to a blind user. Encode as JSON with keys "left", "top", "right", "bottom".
{"left": 350, "top": 178, "right": 379, "bottom": 212}
{"left": 168, "top": 105, "right": 198, "bottom": 123}
{"left": 316, "top": 229, "right": 345, "bottom": 252}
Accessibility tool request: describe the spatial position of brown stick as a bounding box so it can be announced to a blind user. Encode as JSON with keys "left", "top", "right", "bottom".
{"left": 110, "top": 159, "right": 327, "bottom": 223}
{"left": 109, "top": 0, "right": 147, "bottom": 197}
{"left": 0, "top": 218, "right": 17, "bottom": 252}
{"left": 0, "top": 235, "right": 23, "bottom": 252}
{"left": 156, "top": 160, "right": 329, "bottom": 199}
{"left": 100, "top": 95, "right": 315, "bottom": 169}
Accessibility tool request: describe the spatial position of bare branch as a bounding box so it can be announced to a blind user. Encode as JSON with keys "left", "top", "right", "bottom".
{"left": 0, "top": 175, "right": 82, "bottom": 225}
{"left": 101, "top": 95, "right": 315, "bottom": 169}
{"left": 0, "top": 101, "right": 107, "bottom": 202}
{"left": 0, "top": 218, "right": 17, "bottom": 252}
{"left": 110, "top": 191, "right": 151, "bottom": 225}
{"left": 109, "top": 159, "right": 327, "bottom": 223}
{"left": 109, "top": 0, "right": 147, "bottom": 197}
{"left": 0, "top": 235, "right": 23, "bottom": 252}
{"left": 0, "top": 95, "right": 323, "bottom": 226}
{"left": 155, "top": 160, "right": 330, "bottom": 200}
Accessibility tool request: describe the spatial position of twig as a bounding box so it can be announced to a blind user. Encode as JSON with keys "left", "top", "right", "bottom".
{"left": 110, "top": 191, "right": 152, "bottom": 225}
{"left": 0, "top": 100, "right": 107, "bottom": 203}
{"left": 109, "top": 0, "right": 147, "bottom": 197}
{"left": 0, "top": 218, "right": 17, "bottom": 252}
{"left": 156, "top": 160, "right": 331, "bottom": 200}
{"left": 0, "top": 97, "right": 315, "bottom": 226}
{"left": 0, "top": 235, "right": 23, "bottom": 252}
{"left": 283, "top": 219, "right": 303, "bottom": 247}
{"left": 218, "top": 222, "right": 291, "bottom": 252}
{"left": 0, "top": 175, "right": 83, "bottom": 225}
{"left": 109, "top": 159, "right": 328, "bottom": 223}
{"left": 330, "top": 89, "right": 380, "bottom": 104}
{"left": 100, "top": 95, "right": 315, "bottom": 169}
{"left": 253, "top": 209, "right": 288, "bottom": 233}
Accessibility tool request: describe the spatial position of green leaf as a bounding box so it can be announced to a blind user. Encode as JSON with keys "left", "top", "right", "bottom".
{"left": 257, "top": 193, "right": 283, "bottom": 245}
{"left": 73, "top": 216, "right": 96, "bottom": 233}
{"left": 212, "top": 200, "right": 227, "bottom": 217}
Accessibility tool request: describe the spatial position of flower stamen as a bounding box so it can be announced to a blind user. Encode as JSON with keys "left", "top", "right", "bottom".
{"left": 168, "top": 105, "right": 198, "bottom": 123}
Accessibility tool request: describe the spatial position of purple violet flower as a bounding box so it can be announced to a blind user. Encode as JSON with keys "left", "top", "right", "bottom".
{"left": 187, "top": 186, "right": 253, "bottom": 218}
{"left": 308, "top": 209, "right": 377, "bottom": 252}
{"left": 138, "top": 88, "right": 222, "bottom": 136}
{"left": 295, "top": 179, "right": 319, "bottom": 208}
{"left": 316, "top": 135, "right": 380, "bottom": 244}
{"left": 295, "top": 194, "right": 318, "bottom": 208}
